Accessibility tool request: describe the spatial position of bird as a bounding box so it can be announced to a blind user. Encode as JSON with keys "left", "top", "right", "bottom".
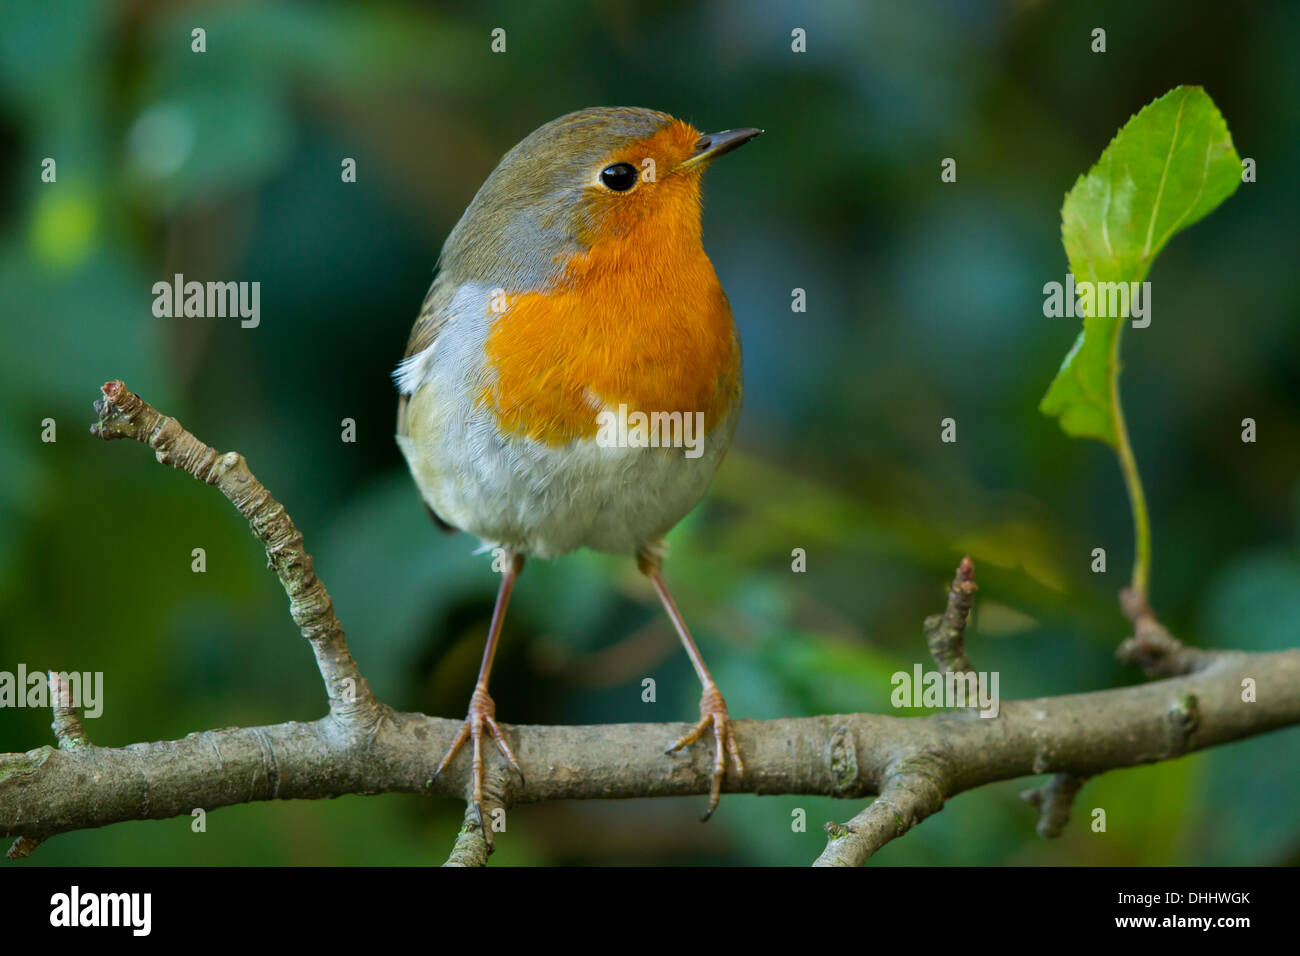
{"left": 393, "top": 106, "right": 760, "bottom": 823}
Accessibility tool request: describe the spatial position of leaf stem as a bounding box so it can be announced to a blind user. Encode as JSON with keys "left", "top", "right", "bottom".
{"left": 1110, "top": 374, "right": 1151, "bottom": 606}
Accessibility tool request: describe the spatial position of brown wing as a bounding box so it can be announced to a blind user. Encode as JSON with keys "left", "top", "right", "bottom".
{"left": 396, "top": 275, "right": 455, "bottom": 435}
{"left": 397, "top": 274, "right": 459, "bottom": 533}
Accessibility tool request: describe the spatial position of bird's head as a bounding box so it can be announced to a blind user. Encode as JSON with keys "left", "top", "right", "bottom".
{"left": 442, "top": 107, "right": 761, "bottom": 290}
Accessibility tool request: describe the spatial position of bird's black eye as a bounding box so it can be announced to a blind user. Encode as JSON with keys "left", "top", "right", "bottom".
{"left": 600, "top": 162, "right": 639, "bottom": 192}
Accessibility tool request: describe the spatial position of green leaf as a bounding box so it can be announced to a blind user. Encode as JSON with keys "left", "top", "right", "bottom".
{"left": 1039, "top": 86, "right": 1241, "bottom": 445}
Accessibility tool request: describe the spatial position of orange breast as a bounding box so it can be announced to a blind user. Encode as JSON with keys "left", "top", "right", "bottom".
{"left": 479, "top": 179, "right": 740, "bottom": 444}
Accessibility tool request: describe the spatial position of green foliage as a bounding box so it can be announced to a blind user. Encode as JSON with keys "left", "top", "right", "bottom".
{"left": 1040, "top": 86, "right": 1241, "bottom": 445}
{"left": 1038, "top": 86, "right": 1243, "bottom": 598}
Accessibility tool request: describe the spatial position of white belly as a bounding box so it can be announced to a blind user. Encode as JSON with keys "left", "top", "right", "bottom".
{"left": 396, "top": 284, "right": 739, "bottom": 559}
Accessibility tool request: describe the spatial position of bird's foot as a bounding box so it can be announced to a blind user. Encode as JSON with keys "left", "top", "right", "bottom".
{"left": 666, "top": 682, "right": 744, "bottom": 821}
{"left": 432, "top": 684, "right": 524, "bottom": 829}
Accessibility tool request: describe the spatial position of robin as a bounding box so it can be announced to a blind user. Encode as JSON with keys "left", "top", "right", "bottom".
{"left": 394, "top": 106, "right": 760, "bottom": 822}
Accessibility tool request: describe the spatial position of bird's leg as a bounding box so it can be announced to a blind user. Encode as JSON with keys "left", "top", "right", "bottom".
{"left": 433, "top": 550, "right": 525, "bottom": 829}
{"left": 639, "top": 551, "right": 744, "bottom": 821}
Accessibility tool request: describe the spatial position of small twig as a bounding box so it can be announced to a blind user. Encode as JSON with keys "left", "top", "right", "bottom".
{"left": 443, "top": 816, "right": 492, "bottom": 867}
{"left": 924, "top": 556, "right": 978, "bottom": 673}
{"left": 5, "top": 673, "right": 94, "bottom": 858}
{"left": 1117, "top": 586, "right": 1205, "bottom": 677}
{"left": 1020, "top": 773, "right": 1088, "bottom": 838}
{"left": 49, "top": 671, "right": 91, "bottom": 749}
{"left": 89, "top": 381, "right": 382, "bottom": 729}
{"left": 814, "top": 755, "right": 949, "bottom": 867}
{"left": 5, "top": 836, "right": 41, "bottom": 860}
{"left": 442, "top": 763, "right": 514, "bottom": 866}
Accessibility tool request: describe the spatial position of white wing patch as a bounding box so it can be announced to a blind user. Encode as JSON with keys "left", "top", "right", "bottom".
{"left": 393, "top": 283, "right": 500, "bottom": 396}
{"left": 393, "top": 341, "right": 438, "bottom": 395}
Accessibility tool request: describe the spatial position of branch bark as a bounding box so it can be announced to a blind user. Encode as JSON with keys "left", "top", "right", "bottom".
{"left": 1, "top": 382, "right": 1296, "bottom": 866}
{"left": 2, "top": 650, "right": 1295, "bottom": 847}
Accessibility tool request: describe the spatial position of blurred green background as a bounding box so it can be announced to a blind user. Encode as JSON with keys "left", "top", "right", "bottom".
{"left": 2, "top": 0, "right": 1297, "bottom": 866}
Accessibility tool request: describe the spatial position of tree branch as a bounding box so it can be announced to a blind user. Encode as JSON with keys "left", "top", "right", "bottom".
{"left": 3, "top": 649, "right": 1295, "bottom": 851}
{"left": 814, "top": 754, "right": 948, "bottom": 866}
{"left": 2, "top": 381, "right": 1295, "bottom": 867}
{"left": 89, "top": 381, "right": 381, "bottom": 730}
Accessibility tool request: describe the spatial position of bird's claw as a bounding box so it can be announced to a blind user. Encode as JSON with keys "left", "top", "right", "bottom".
{"left": 432, "top": 685, "right": 524, "bottom": 824}
{"left": 666, "top": 683, "right": 744, "bottom": 821}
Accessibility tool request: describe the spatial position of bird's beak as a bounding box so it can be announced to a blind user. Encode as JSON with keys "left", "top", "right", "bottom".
{"left": 678, "top": 127, "right": 763, "bottom": 171}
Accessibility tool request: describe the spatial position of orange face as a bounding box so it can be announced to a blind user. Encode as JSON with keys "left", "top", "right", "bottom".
{"left": 479, "top": 120, "right": 742, "bottom": 446}
{"left": 572, "top": 120, "right": 710, "bottom": 245}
